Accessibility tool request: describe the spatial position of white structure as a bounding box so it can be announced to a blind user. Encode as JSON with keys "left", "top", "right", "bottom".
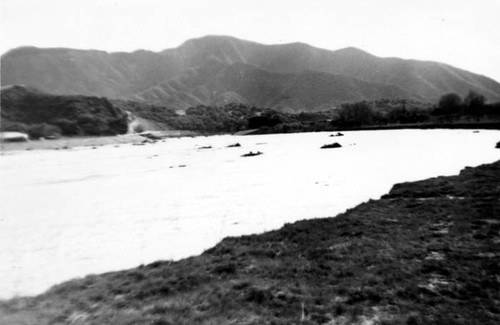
{"left": 0, "top": 132, "right": 29, "bottom": 142}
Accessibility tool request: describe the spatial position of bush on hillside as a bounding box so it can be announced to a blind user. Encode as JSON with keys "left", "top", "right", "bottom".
{"left": 2, "top": 121, "right": 29, "bottom": 134}
{"left": 108, "top": 116, "right": 129, "bottom": 134}
{"left": 75, "top": 114, "right": 128, "bottom": 135}
{"left": 27, "top": 123, "right": 61, "bottom": 139}
{"left": 54, "top": 118, "right": 80, "bottom": 136}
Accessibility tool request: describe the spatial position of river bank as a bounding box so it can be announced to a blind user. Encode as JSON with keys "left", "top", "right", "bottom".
{"left": 2, "top": 121, "right": 499, "bottom": 152}
{"left": 333, "top": 122, "right": 500, "bottom": 132}
{"left": 1, "top": 159, "right": 499, "bottom": 324}
{"left": 0, "top": 131, "right": 198, "bottom": 152}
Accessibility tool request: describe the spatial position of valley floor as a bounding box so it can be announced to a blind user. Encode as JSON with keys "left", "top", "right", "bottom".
{"left": 1, "top": 159, "right": 499, "bottom": 324}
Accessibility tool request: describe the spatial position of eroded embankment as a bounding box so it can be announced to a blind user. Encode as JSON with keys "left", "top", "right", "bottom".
{"left": 1, "top": 161, "right": 500, "bottom": 325}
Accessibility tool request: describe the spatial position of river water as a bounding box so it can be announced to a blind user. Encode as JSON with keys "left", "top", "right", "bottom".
{"left": 1, "top": 129, "right": 499, "bottom": 298}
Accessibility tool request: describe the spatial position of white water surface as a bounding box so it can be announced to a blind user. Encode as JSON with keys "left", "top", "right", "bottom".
{"left": 1, "top": 130, "right": 499, "bottom": 298}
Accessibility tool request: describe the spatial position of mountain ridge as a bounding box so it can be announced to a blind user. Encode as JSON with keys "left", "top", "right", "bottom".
{"left": 2, "top": 35, "right": 500, "bottom": 111}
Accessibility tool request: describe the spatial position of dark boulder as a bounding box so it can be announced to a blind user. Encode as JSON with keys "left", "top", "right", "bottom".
{"left": 321, "top": 143, "right": 342, "bottom": 149}
{"left": 242, "top": 151, "right": 263, "bottom": 157}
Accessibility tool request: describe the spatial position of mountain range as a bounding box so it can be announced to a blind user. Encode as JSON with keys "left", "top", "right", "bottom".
{"left": 2, "top": 35, "right": 500, "bottom": 112}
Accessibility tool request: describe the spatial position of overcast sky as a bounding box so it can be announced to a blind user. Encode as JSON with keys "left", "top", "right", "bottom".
{"left": 1, "top": 0, "right": 499, "bottom": 81}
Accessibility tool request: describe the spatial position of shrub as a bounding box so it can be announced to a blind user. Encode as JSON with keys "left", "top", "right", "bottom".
{"left": 54, "top": 118, "right": 80, "bottom": 135}
{"left": 108, "top": 116, "right": 129, "bottom": 135}
{"left": 133, "top": 124, "right": 145, "bottom": 133}
{"left": 78, "top": 115, "right": 109, "bottom": 135}
{"left": 248, "top": 114, "right": 282, "bottom": 129}
{"left": 2, "top": 121, "right": 28, "bottom": 133}
{"left": 464, "top": 90, "right": 486, "bottom": 120}
{"left": 436, "top": 93, "right": 462, "bottom": 115}
{"left": 336, "top": 101, "right": 374, "bottom": 127}
{"left": 77, "top": 114, "right": 97, "bottom": 124}
{"left": 27, "top": 123, "right": 61, "bottom": 139}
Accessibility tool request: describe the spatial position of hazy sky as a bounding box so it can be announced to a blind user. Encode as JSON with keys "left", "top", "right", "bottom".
{"left": 1, "top": 0, "right": 500, "bottom": 81}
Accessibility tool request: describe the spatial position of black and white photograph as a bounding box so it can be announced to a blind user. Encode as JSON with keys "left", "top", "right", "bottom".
{"left": 1, "top": 0, "right": 499, "bottom": 324}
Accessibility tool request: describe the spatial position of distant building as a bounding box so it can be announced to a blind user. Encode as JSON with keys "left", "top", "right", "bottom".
{"left": 0, "top": 132, "right": 29, "bottom": 142}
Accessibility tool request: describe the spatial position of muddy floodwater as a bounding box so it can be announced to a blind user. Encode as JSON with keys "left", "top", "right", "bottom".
{"left": 1, "top": 130, "right": 499, "bottom": 298}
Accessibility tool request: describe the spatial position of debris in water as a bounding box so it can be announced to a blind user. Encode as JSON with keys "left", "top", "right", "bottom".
{"left": 242, "top": 151, "right": 263, "bottom": 157}
{"left": 321, "top": 143, "right": 342, "bottom": 149}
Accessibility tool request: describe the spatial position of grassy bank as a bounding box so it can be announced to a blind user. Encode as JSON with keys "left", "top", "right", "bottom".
{"left": 1, "top": 161, "right": 500, "bottom": 324}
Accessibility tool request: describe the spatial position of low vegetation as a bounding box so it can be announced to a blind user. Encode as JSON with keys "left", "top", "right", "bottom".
{"left": 1, "top": 86, "right": 129, "bottom": 138}
{"left": 128, "top": 95, "right": 500, "bottom": 135}
{"left": 3, "top": 86, "right": 499, "bottom": 140}
{"left": 2, "top": 160, "right": 499, "bottom": 324}
{"left": 330, "top": 92, "right": 500, "bottom": 130}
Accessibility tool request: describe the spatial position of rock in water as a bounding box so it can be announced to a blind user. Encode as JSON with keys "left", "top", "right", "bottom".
{"left": 321, "top": 142, "right": 342, "bottom": 149}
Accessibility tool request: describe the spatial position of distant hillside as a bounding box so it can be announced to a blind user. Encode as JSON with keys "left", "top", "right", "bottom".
{"left": 136, "top": 61, "right": 412, "bottom": 111}
{"left": 3, "top": 36, "right": 500, "bottom": 111}
{"left": 1, "top": 85, "right": 129, "bottom": 137}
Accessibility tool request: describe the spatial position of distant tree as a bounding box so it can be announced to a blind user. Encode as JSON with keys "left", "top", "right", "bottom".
{"left": 464, "top": 90, "right": 486, "bottom": 121}
{"left": 248, "top": 113, "right": 282, "bottom": 129}
{"left": 77, "top": 114, "right": 97, "bottom": 125}
{"left": 27, "top": 123, "right": 60, "bottom": 139}
{"left": 484, "top": 102, "right": 500, "bottom": 116}
{"left": 437, "top": 93, "right": 462, "bottom": 115}
{"left": 108, "top": 116, "right": 129, "bottom": 135}
{"left": 337, "top": 101, "right": 374, "bottom": 126}
{"left": 77, "top": 114, "right": 109, "bottom": 135}
{"left": 54, "top": 118, "right": 80, "bottom": 135}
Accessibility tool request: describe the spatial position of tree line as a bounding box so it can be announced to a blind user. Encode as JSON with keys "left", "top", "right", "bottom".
{"left": 330, "top": 91, "right": 499, "bottom": 129}
{"left": 3, "top": 88, "right": 499, "bottom": 139}
{"left": 105, "top": 90, "right": 500, "bottom": 135}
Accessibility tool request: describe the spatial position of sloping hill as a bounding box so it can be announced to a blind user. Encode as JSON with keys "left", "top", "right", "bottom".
{"left": 2, "top": 36, "right": 500, "bottom": 111}
{"left": 133, "top": 61, "right": 413, "bottom": 111}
